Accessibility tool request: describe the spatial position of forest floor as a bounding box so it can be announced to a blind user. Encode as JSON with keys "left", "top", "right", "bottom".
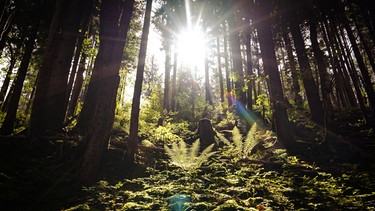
{"left": 0, "top": 110, "right": 375, "bottom": 210}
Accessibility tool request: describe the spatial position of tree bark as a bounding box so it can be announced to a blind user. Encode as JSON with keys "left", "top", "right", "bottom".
{"left": 171, "top": 50, "right": 177, "bottom": 111}
{"left": 255, "top": 0, "right": 295, "bottom": 149}
{"left": 338, "top": 1, "right": 375, "bottom": 115}
{"left": 79, "top": 0, "right": 135, "bottom": 183}
{"left": 309, "top": 17, "right": 334, "bottom": 127}
{"left": 0, "top": 1, "right": 43, "bottom": 135}
{"left": 281, "top": 25, "right": 303, "bottom": 107}
{"left": 216, "top": 36, "right": 224, "bottom": 103}
{"left": 288, "top": 12, "right": 324, "bottom": 126}
{"left": 163, "top": 37, "right": 171, "bottom": 112}
{"left": 204, "top": 24, "right": 213, "bottom": 105}
{"left": 198, "top": 119, "right": 216, "bottom": 151}
{"left": 223, "top": 21, "right": 232, "bottom": 106}
{"left": 124, "top": 0, "right": 152, "bottom": 164}
{"left": 0, "top": 57, "right": 15, "bottom": 105}
{"left": 30, "top": 0, "right": 92, "bottom": 137}
{"left": 226, "top": 1, "right": 246, "bottom": 105}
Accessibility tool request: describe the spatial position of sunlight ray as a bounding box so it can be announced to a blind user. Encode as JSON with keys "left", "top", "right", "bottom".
{"left": 184, "top": 0, "right": 192, "bottom": 29}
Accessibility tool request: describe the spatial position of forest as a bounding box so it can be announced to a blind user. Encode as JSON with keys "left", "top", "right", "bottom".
{"left": 0, "top": 0, "right": 374, "bottom": 210}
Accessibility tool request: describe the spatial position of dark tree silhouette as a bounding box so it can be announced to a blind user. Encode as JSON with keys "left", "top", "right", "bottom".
{"left": 125, "top": 0, "right": 153, "bottom": 164}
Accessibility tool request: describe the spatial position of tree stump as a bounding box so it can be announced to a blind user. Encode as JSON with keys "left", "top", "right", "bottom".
{"left": 198, "top": 119, "right": 216, "bottom": 151}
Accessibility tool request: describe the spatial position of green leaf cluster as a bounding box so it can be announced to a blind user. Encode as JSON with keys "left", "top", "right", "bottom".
{"left": 164, "top": 139, "right": 216, "bottom": 172}
{"left": 220, "top": 123, "right": 266, "bottom": 159}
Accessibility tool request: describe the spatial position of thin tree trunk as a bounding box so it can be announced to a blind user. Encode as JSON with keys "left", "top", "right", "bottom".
{"left": 338, "top": 1, "right": 375, "bottom": 115}
{"left": 244, "top": 12, "right": 253, "bottom": 110}
{"left": 223, "top": 21, "right": 232, "bottom": 106}
{"left": 204, "top": 28, "right": 212, "bottom": 105}
{"left": 289, "top": 13, "right": 324, "bottom": 126}
{"left": 163, "top": 38, "right": 171, "bottom": 112}
{"left": 0, "top": 57, "right": 15, "bottom": 105}
{"left": 0, "top": 0, "right": 15, "bottom": 43}
{"left": 171, "top": 50, "right": 177, "bottom": 111}
{"left": 226, "top": 1, "right": 246, "bottom": 105}
{"left": 124, "top": 0, "right": 152, "bottom": 164}
{"left": 281, "top": 25, "right": 303, "bottom": 107}
{"left": 216, "top": 36, "right": 224, "bottom": 103}
{"left": 67, "top": 53, "right": 87, "bottom": 118}
{"left": 309, "top": 18, "right": 334, "bottom": 127}
{"left": 30, "top": 0, "right": 92, "bottom": 137}
{"left": 354, "top": 20, "right": 375, "bottom": 83}
{"left": 1, "top": 1, "right": 43, "bottom": 135}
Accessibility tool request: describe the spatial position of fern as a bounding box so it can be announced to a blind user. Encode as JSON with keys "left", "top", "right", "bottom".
{"left": 219, "top": 123, "right": 262, "bottom": 159}
{"left": 232, "top": 126, "right": 243, "bottom": 156}
{"left": 164, "top": 139, "right": 216, "bottom": 172}
{"left": 215, "top": 130, "right": 231, "bottom": 145}
{"left": 243, "top": 122, "right": 260, "bottom": 157}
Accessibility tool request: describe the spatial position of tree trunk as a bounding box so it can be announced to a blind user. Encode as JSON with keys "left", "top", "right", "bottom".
{"left": 30, "top": 0, "right": 92, "bottom": 137}
{"left": 0, "top": 57, "right": 15, "bottom": 105}
{"left": 163, "top": 37, "right": 171, "bottom": 112}
{"left": 226, "top": 1, "right": 246, "bottom": 105}
{"left": 354, "top": 20, "right": 375, "bottom": 77}
{"left": 171, "top": 50, "right": 177, "bottom": 111}
{"left": 289, "top": 13, "right": 324, "bottom": 126}
{"left": 79, "top": 0, "right": 135, "bottom": 183}
{"left": 0, "top": 1, "right": 43, "bottom": 135}
{"left": 67, "top": 53, "right": 87, "bottom": 118}
{"left": 281, "top": 25, "right": 303, "bottom": 107}
{"left": 309, "top": 17, "right": 334, "bottom": 128}
{"left": 204, "top": 26, "right": 213, "bottom": 105}
{"left": 0, "top": 0, "right": 15, "bottom": 44}
{"left": 255, "top": 0, "right": 295, "bottom": 149}
{"left": 198, "top": 119, "right": 216, "bottom": 151}
{"left": 216, "top": 36, "right": 224, "bottom": 103}
{"left": 124, "top": 0, "right": 152, "bottom": 164}
{"left": 242, "top": 0, "right": 253, "bottom": 110}
{"left": 223, "top": 21, "right": 232, "bottom": 106}
{"left": 338, "top": 1, "right": 375, "bottom": 115}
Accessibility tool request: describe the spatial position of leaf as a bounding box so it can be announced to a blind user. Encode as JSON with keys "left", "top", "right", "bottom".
{"left": 164, "top": 140, "right": 215, "bottom": 171}
{"left": 243, "top": 122, "right": 260, "bottom": 156}
{"left": 232, "top": 126, "right": 243, "bottom": 155}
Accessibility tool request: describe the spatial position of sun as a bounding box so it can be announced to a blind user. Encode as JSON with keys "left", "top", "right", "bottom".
{"left": 176, "top": 27, "right": 206, "bottom": 68}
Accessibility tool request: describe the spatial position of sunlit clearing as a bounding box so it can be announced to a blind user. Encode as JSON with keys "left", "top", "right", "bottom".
{"left": 176, "top": 28, "right": 206, "bottom": 68}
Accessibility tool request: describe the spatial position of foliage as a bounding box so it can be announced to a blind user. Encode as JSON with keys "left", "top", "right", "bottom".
{"left": 254, "top": 93, "right": 271, "bottom": 122}
{"left": 164, "top": 139, "right": 216, "bottom": 172}
{"left": 215, "top": 106, "right": 236, "bottom": 130}
{"left": 219, "top": 123, "right": 273, "bottom": 160}
{"left": 65, "top": 144, "right": 375, "bottom": 211}
{"left": 112, "top": 103, "right": 131, "bottom": 136}
{"left": 147, "top": 123, "right": 184, "bottom": 145}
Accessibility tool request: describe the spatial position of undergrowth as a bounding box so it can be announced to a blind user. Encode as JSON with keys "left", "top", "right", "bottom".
{"left": 64, "top": 141, "right": 375, "bottom": 211}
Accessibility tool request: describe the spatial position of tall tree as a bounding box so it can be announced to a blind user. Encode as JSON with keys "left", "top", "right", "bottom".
{"left": 287, "top": 1, "right": 325, "bottom": 126}
{"left": 222, "top": 21, "right": 232, "bottom": 106}
{"left": 226, "top": 0, "right": 246, "bottom": 105}
{"left": 0, "top": 0, "right": 15, "bottom": 46}
{"left": 280, "top": 25, "right": 303, "bottom": 107}
{"left": 308, "top": 8, "right": 334, "bottom": 128}
{"left": 124, "top": 0, "right": 152, "bottom": 164}
{"left": 255, "top": 0, "right": 295, "bottom": 149}
{"left": 242, "top": 0, "right": 254, "bottom": 110}
{"left": 29, "top": 0, "right": 93, "bottom": 137}
{"left": 1, "top": 1, "right": 44, "bottom": 135}
{"left": 216, "top": 36, "right": 224, "bottom": 103}
{"left": 337, "top": 0, "right": 375, "bottom": 116}
{"left": 79, "top": 0, "right": 135, "bottom": 183}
